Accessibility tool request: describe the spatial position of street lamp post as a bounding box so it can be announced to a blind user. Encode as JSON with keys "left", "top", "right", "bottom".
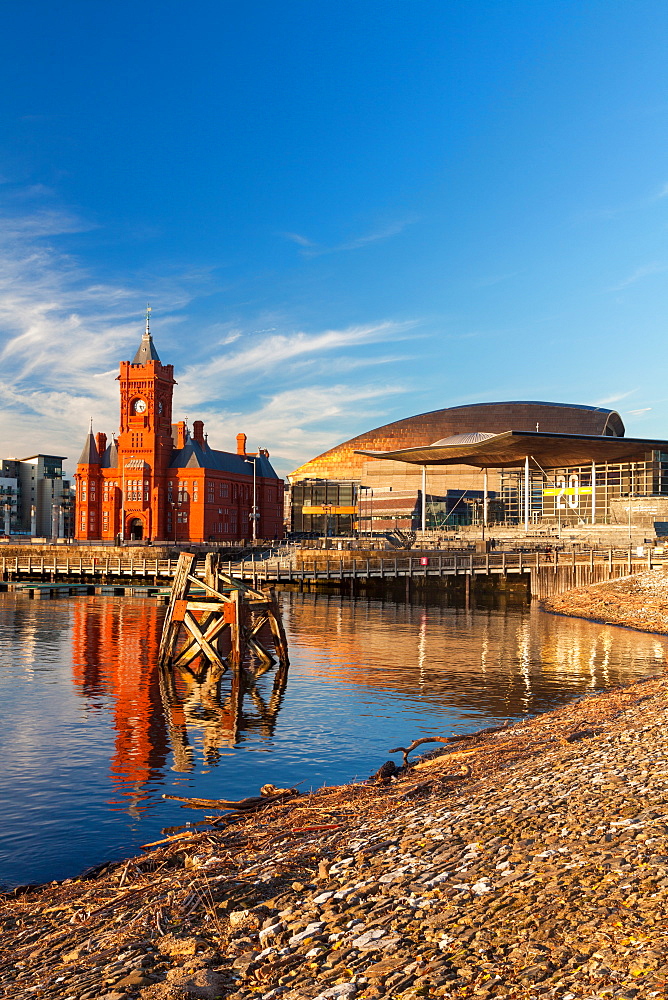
{"left": 322, "top": 503, "right": 332, "bottom": 538}
{"left": 244, "top": 456, "right": 258, "bottom": 545}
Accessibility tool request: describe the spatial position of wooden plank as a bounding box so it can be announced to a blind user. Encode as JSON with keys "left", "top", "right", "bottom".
{"left": 265, "top": 587, "right": 289, "bottom": 667}
{"left": 186, "top": 574, "right": 233, "bottom": 602}
{"left": 181, "top": 612, "right": 227, "bottom": 671}
{"left": 172, "top": 599, "right": 189, "bottom": 623}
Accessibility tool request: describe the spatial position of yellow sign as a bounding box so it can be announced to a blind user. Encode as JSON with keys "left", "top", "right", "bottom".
{"left": 543, "top": 486, "right": 592, "bottom": 496}
{"left": 302, "top": 505, "right": 357, "bottom": 515}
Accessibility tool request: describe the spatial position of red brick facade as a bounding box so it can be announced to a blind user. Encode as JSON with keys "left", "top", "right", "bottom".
{"left": 74, "top": 329, "right": 284, "bottom": 543}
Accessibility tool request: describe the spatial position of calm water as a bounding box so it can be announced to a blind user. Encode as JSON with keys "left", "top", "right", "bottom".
{"left": 0, "top": 589, "right": 666, "bottom": 888}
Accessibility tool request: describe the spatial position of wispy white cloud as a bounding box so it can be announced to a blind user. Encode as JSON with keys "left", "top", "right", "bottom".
{"left": 625, "top": 407, "right": 652, "bottom": 417}
{"left": 472, "top": 271, "right": 522, "bottom": 289}
{"left": 594, "top": 389, "right": 638, "bottom": 405}
{"left": 177, "top": 320, "right": 416, "bottom": 408}
{"left": 0, "top": 190, "right": 417, "bottom": 477}
{"left": 283, "top": 217, "right": 418, "bottom": 258}
{"left": 193, "top": 382, "right": 408, "bottom": 476}
{"left": 0, "top": 197, "right": 197, "bottom": 463}
{"left": 572, "top": 180, "right": 668, "bottom": 226}
{"left": 281, "top": 231, "right": 316, "bottom": 248}
{"left": 609, "top": 262, "right": 668, "bottom": 291}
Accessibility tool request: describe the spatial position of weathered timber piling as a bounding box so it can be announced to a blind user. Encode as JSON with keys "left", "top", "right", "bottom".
{"left": 157, "top": 552, "right": 289, "bottom": 673}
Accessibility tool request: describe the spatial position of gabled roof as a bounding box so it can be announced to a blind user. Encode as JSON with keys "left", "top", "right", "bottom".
{"left": 77, "top": 431, "right": 100, "bottom": 466}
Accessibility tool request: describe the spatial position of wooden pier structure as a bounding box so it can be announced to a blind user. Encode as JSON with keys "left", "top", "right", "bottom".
{"left": 158, "top": 552, "right": 289, "bottom": 672}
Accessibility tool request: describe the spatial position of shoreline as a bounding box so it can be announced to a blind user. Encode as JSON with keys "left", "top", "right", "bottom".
{"left": 3, "top": 667, "right": 668, "bottom": 1000}
{"left": 540, "top": 567, "right": 668, "bottom": 635}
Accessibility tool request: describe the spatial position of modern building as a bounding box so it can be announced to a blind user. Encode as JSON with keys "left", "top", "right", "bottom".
{"left": 288, "top": 401, "right": 668, "bottom": 534}
{"left": 0, "top": 455, "right": 72, "bottom": 537}
{"left": 74, "top": 317, "right": 284, "bottom": 543}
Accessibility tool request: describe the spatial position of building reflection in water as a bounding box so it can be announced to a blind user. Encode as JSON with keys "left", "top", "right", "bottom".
{"left": 71, "top": 599, "right": 290, "bottom": 809}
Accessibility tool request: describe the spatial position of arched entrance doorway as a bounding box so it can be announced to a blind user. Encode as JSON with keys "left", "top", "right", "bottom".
{"left": 129, "top": 518, "right": 144, "bottom": 541}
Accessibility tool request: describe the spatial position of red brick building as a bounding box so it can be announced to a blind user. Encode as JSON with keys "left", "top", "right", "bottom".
{"left": 74, "top": 321, "right": 284, "bottom": 543}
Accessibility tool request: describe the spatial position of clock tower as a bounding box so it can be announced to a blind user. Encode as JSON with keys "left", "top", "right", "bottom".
{"left": 115, "top": 308, "right": 176, "bottom": 539}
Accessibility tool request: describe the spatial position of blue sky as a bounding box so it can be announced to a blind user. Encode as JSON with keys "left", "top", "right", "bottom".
{"left": 1, "top": 1, "right": 667, "bottom": 477}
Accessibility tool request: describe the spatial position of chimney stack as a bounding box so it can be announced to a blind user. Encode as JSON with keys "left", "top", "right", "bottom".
{"left": 236, "top": 432, "right": 247, "bottom": 456}
{"left": 96, "top": 432, "right": 107, "bottom": 457}
{"left": 192, "top": 420, "right": 204, "bottom": 445}
{"left": 173, "top": 421, "right": 187, "bottom": 450}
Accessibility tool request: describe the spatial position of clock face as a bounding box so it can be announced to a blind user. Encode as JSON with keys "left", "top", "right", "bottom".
{"left": 133, "top": 398, "right": 147, "bottom": 414}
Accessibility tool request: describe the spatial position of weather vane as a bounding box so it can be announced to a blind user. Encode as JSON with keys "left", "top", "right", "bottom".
{"left": 145, "top": 303, "right": 151, "bottom": 336}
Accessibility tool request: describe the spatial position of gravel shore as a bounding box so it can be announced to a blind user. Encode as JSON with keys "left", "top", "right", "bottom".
{"left": 3, "top": 667, "right": 668, "bottom": 1000}
{"left": 541, "top": 568, "right": 668, "bottom": 635}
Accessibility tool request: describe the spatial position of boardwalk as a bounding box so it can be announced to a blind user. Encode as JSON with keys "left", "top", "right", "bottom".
{"left": 0, "top": 547, "right": 659, "bottom": 598}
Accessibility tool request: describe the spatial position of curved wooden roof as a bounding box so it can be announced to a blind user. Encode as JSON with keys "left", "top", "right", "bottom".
{"left": 289, "top": 401, "right": 625, "bottom": 482}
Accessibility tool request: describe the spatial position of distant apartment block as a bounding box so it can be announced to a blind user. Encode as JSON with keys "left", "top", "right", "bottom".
{"left": 0, "top": 455, "right": 73, "bottom": 538}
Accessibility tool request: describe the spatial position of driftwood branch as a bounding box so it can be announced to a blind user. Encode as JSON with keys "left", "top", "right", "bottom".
{"left": 390, "top": 720, "right": 510, "bottom": 767}
{"left": 162, "top": 786, "right": 298, "bottom": 813}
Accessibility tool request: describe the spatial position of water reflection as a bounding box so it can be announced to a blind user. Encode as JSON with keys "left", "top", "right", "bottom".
{"left": 1, "top": 589, "right": 667, "bottom": 888}
{"left": 159, "top": 657, "right": 289, "bottom": 772}
{"left": 282, "top": 592, "right": 668, "bottom": 721}
{"left": 71, "top": 599, "right": 290, "bottom": 782}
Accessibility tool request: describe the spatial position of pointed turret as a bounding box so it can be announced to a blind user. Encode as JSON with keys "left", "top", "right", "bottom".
{"left": 77, "top": 428, "right": 100, "bottom": 466}
{"left": 132, "top": 304, "right": 161, "bottom": 364}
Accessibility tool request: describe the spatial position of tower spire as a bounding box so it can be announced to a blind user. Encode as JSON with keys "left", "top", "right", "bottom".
{"left": 132, "top": 305, "right": 161, "bottom": 364}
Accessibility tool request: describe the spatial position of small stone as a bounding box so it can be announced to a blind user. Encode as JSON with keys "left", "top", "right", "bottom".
{"left": 116, "top": 970, "right": 155, "bottom": 987}
{"left": 259, "top": 921, "right": 285, "bottom": 945}
{"left": 156, "top": 935, "right": 199, "bottom": 958}
{"left": 229, "top": 908, "right": 260, "bottom": 930}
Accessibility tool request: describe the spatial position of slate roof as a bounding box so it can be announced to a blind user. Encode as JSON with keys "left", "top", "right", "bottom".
{"left": 77, "top": 431, "right": 100, "bottom": 466}
{"left": 168, "top": 438, "right": 280, "bottom": 478}
{"left": 132, "top": 332, "right": 161, "bottom": 365}
{"left": 100, "top": 440, "right": 119, "bottom": 469}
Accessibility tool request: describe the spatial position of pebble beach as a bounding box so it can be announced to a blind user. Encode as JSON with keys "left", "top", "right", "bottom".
{"left": 3, "top": 574, "right": 668, "bottom": 1000}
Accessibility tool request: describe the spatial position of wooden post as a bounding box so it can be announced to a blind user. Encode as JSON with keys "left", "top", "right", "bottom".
{"left": 158, "top": 552, "right": 198, "bottom": 667}
{"left": 265, "top": 587, "right": 289, "bottom": 667}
